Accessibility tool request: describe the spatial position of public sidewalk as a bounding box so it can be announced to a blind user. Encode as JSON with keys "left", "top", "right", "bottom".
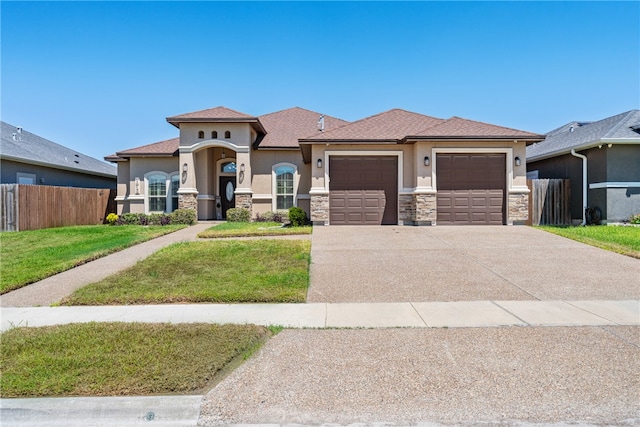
{"left": 2, "top": 300, "right": 638, "bottom": 332}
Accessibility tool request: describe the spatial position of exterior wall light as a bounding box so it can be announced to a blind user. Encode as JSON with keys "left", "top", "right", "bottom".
{"left": 424, "top": 156, "right": 430, "bottom": 166}
{"left": 182, "top": 163, "right": 188, "bottom": 172}
{"left": 317, "top": 158, "right": 323, "bottom": 168}
{"left": 514, "top": 157, "right": 521, "bottom": 167}
{"left": 240, "top": 163, "right": 245, "bottom": 172}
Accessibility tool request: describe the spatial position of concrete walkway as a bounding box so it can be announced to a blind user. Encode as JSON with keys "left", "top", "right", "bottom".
{"left": 1, "top": 224, "right": 639, "bottom": 427}
{"left": 2, "top": 300, "right": 639, "bottom": 332}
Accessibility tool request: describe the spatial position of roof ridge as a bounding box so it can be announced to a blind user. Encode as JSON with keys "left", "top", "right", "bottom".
{"left": 602, "top": 110, "right": 638, "bottom": 138}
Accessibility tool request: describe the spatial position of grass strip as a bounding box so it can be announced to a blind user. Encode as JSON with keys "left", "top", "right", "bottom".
{"left": 1, "top": 225, "right": 186, "bottom": 294}
{"left": 62, "top": 239, "right": 311, "bottom": 305}
{"left": 537, "top": 225, "right": 640, "bottom": 258}
{"left": 0, "top": 322, "right": 269, "bottom": 397}
{"left": 198, "top": 221, "right": 311, "bottom": 238}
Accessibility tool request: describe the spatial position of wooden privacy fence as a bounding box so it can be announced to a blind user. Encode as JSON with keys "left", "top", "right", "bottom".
{"left": 1, "top": 184, "right": 115, "bottom": 231}
{"left": 527, "top": 179, "right": 571, "bottom": 226}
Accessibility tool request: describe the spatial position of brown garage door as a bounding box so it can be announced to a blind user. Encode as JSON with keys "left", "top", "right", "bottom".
{"left": 436, "top": 153, "right": 506, "bottom": 225}
{"left": 329, "top": 156, "right": 398, "bottom": 225}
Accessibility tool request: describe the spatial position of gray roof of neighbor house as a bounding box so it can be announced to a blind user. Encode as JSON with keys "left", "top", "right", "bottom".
{"left": 527, "top": 110, "right": 640, "bottom": 161}
{"left": 1, "top": 121, "right": 117, "bottom": 177}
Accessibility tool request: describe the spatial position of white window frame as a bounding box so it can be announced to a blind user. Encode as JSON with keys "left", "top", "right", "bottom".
{"left": 144, "top": 171, "right": 179, "bottom": 214}
{"left": 16, "top": 172, "right": 36, "bottom": 184}
{"left": 272, "top": 162, "right": 298, "bottom": 211}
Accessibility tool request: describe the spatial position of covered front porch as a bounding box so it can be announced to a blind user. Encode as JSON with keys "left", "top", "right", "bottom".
{"left": 177, "top": 140, "right": 252, "bottom": 220}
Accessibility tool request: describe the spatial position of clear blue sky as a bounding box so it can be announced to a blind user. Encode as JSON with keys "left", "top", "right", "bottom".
{"left": 2, "top": 1, "right": 638, "bottom": 163}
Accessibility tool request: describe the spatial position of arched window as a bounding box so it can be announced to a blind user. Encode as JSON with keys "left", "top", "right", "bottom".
{"left": 169, "top": 174, "right": 179, "bottom": 212}
{"left": 211, "top": 130, "right": 218, "bottom": 139}
{"left": 198, "top": 131, "right": 204, "bottom": 139}
{"left": 147, "top": 173, "right": 167, "bottom": 212}
{"left": 145, "top": 172, "right": 180, "bottom": 213}
{"left": 221, "top": 161, "right": 236, "bottom": 173}
{"left": 273, "top": 163, "right": 296, "bottom": 210}
{"left": 224, "top": 130, "right": 231, "bottom": 139}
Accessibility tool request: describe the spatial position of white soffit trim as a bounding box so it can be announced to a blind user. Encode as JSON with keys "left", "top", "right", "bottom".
{"left": 589, "top": 182, "right": 640, "bottom": 189}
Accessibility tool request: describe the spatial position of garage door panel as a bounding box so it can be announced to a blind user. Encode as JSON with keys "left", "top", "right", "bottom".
{"left": 437, "top": 154, "right": 506, "bottom": 225}
{"left": 329, "top": 156, "right": 398, "bottom": 225}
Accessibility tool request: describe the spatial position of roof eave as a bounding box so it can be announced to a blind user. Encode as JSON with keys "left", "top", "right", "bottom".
{"left": 527, "top": 138, "right": 640, "bottom": 162}
{"left": 298, "top": 139, "right": 399, "bottom": 144}
{"left": 1, "top": 155, "right": 117, "bottom": 178}
{"left": 404, "top": 135, "right": 544, "bottom": 145}
{"left": 165, "top": 117, "right": 267, "bottom": 134}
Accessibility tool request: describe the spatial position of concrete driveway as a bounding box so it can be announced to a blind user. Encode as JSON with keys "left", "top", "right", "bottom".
{"left": 307, "top": 225, "right": 640, "bottom": 302}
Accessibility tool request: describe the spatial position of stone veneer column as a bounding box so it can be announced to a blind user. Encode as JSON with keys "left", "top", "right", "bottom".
{"left": 398, "top": 194, "right": 415, "bottom": 224}
{"left": 508, "top": 192, "right": 529, "bottom": 225}
{"left": 310, "top": 194, "right": 329, "bottom": 225}
{"left": 235, "top": 193, "right": 253, "bottom": 218}
{"left": 178, "top": 193, "right": 198, "bottom": 212}
{"left": 415, "top": 193, "right": 437, "bottom": 225}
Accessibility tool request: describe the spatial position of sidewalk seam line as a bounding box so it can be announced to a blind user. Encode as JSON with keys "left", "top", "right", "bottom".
{"left": 409, "top": 302, "right": 429, "bottom": 327}
{"left": 490, "top": 301, "right": 531, "bottom": 326}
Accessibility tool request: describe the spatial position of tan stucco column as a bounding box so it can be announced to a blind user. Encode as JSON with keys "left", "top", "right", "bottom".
{"left": 177, "top": 150, "right": 198, "bottom": 211}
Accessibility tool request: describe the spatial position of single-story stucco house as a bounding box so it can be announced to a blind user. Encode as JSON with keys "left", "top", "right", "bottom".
{"left": 526, "top": 110, "right": 640, "bottom": 224}
{"left": 1, "top": 121, "right": 117, "bottom": 189}
{"left": 106, "top": 106, "right": 544, "bottom": 225}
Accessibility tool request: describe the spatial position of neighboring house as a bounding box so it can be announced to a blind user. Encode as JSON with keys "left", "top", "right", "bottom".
{"left": 106, "top": 106, "right": 543, "bottom": 225}
{"left": 1, "top": 121, "right": 117, "bottom": 188}
{"left": 526, "top": 110, "right": 640, "bottom": 224}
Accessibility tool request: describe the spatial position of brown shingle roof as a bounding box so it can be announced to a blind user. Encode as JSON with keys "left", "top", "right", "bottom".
{"left": 166, "top": 106, "right": 266, "bottom": 133}
{"left": 257, "top": 107, "right": 349, "bottom": 148}
{"left": 167, "top": 106, "right": 253, "bottom": 120}
{"left": 114, "top": 137, "right": 179, "bottom": 158}
{"left": 302, "top": 109, "right": 445, "bottom": 141}
{"left": 410, "top": 116, "right": 543, "bottom": 140}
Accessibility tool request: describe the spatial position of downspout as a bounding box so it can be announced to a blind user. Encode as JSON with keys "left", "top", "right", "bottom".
{"left": 570, "top": 149, "right": 587, "bottom": 225}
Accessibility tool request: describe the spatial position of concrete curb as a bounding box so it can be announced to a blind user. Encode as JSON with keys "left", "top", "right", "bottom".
{"left": 2, "top": 300, "right": 638, "bottom": 332}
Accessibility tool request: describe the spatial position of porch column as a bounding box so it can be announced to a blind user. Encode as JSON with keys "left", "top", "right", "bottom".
{"left": 235, "top": 151, "right": 252, "bottom": 217}
{"left": 177, "top": 150, "right": 198, "bottom": 212}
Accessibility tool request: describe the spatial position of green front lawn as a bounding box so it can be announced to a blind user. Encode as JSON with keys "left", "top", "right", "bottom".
{"left": 0, "top": 322, "right": 270, "bottom": 397}
{"left": 198, "top": 221, "right": 312, "bottom": 238}
{"left": 0, "top": 225, "right": 186, "bottom": 294}
{"left": 538, "top": 225, "right": 640, "bottom": 258}
{"left": 62, "top": 239, "right": 311, "bottom": 305}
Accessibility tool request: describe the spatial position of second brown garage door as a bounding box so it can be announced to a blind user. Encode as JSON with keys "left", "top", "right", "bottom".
{"left": 329, "top": 156, "right": 398, "bottom": 225}
{"left": 436, "top": 153, "right": 506, "bottom": 225}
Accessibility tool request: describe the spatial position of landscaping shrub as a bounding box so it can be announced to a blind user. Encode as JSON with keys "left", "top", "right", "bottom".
{"left": 226, "top": 208, "right": 250, "bottom": 222}
{"left": 118, "top": 213, "right": 143, "bottom": 225}
{"left": 288, "top": 207, "right": 308, "bottom": 227}
{"left": 172, "top": 209, "right": 197, "bottom": 225}
{"left": 255, "top": 211, "right": 286, "bottom": 223}
{"left": 630, "top": 213, "right": 640, "bottom": 225}
{"left": 106, "top": 213, "right": 118, "bottom": 225}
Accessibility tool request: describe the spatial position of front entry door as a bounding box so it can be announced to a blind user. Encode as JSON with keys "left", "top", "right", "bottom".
{"left": 220, "top": 176, "right": 236, "bottom": 219}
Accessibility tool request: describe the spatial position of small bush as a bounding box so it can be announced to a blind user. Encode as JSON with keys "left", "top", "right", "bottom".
{"left": 119, "top": 213, "right": 143, "bottom": 225}
{"left": 106, "top": 213, "right": 118, "bottom": 225}
{"left": 148, "top": 213, "right": 172, "bottom": 226}
{"left": 630, "top": 213, "right": 640, "bottom": 225}
{"left": 172, "top": 209, "right": 197, "bottom": 225}
{"left": 226, "top": 208, "right": 250, "bottom": 222}
{"left": 255, "top": 211, "right": 287, "bottom": 223}
{"left": 288, "top": 207, "right": 308, "bottom": 227}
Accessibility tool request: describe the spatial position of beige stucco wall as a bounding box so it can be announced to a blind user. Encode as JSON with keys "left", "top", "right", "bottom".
{"left": 179, "top": 123, "right": 253, "bottom": 149}
{"left": 250, "top": 149, "right": 311, "bottom": 216}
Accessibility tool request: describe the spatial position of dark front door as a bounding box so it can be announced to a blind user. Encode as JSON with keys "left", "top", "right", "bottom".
{"left": 220, "top": 176, "right": 236, "bottom": 219}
